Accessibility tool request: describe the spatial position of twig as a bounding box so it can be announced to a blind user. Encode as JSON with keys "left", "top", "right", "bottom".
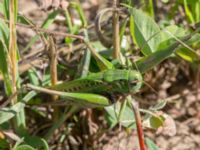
{"left": 49, "top": 36, "right": 59, "bottom": 121}
{"left": 49, "top": 36, "right": 58, "bottom": 89}
{"left": 0, "top": 17, "right": 84, "bottom": 40}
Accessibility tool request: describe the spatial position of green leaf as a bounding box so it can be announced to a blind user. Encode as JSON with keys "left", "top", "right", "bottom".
{"left": 105, "top": 100, "right": 136, "bottom": 129}
{"left": 0, "top": 19, "right": 12, "bottom": 95}
{"left": 23, "top": 136, "right": 49, "bottom": 149}
{"left": 28, "top": 69, "right": 40, "bottom": 86}
{"left": 2, "top": 0, "right": 9, "bottom": 20}
{"left": 0, "top": 3, "right": 3, "bottom": 14}
{"left": 0, "top": 40, "right": 10, "bottom": 93}
{"left": 135, "top": 28, "right": 200, "bottom": 73}
{"left": 13, "top": 145, "right": 35, "bottom": 150}
{"left": 187, "top": 33, "right": 200, "bottom": 44}
{"left": 176, "top": 33, "right": 200, "bottom": 63}
{"left": 129, "top": 8, "right": 161, "bottom": 55}
{"left": 0, "top": 91, "right": 36, "bottom": 124}
{"left": 145, "top": 138, "right": 159, "bottom": 150}
{"left": 150, "top": 115, "right": 165, "bottom": 129}
{"left": 157, "top": 25, "right": 187, "bottom": 51}
{"left": 104, "top": 104, "right": 118, "bottom": 128}
{"left": 151, "top": 100, "right": 167, "bottom": 111}
{"left": 183, "top": 0, "right": 195, "bottom": 23}
{"left": 136, "top": 45, "right": 176, "bottom": 73}
{"left": 41, "top": 139, "right": 49, "bottom": 150}
{"left": 176, "top": 47, "right": 200, "bottom": 63}
{"left": 0, "top": 139, "right": 9, "bottom": 150}
{"left": 156, "top": 25, "right": 200, "bottom": 63}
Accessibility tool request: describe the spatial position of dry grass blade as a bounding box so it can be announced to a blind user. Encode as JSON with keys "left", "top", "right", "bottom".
{"left": 8, "top": 0, "right": 17, "bottom": 103}
{"left": 112, "top": 0, "right": 121, "bottom": 59}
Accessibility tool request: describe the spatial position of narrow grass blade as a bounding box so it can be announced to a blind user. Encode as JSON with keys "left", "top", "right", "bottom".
{"left": 2, "top": 0, "right": 9, "bottom": 20}
{"left": 0, "top": 38, "right": 12, "bottom": 94}
{"left": 183, "top": 0, "right": 195, "bottom": 23}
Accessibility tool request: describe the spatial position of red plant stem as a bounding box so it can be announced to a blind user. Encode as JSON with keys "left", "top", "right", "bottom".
{"left": 132, "top": 101, "right": 147, "bottom": 150}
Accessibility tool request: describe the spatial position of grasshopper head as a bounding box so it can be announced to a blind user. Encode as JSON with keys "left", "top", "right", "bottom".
{"left": 128, "top": 70, "right": 143, "bottom": 92}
